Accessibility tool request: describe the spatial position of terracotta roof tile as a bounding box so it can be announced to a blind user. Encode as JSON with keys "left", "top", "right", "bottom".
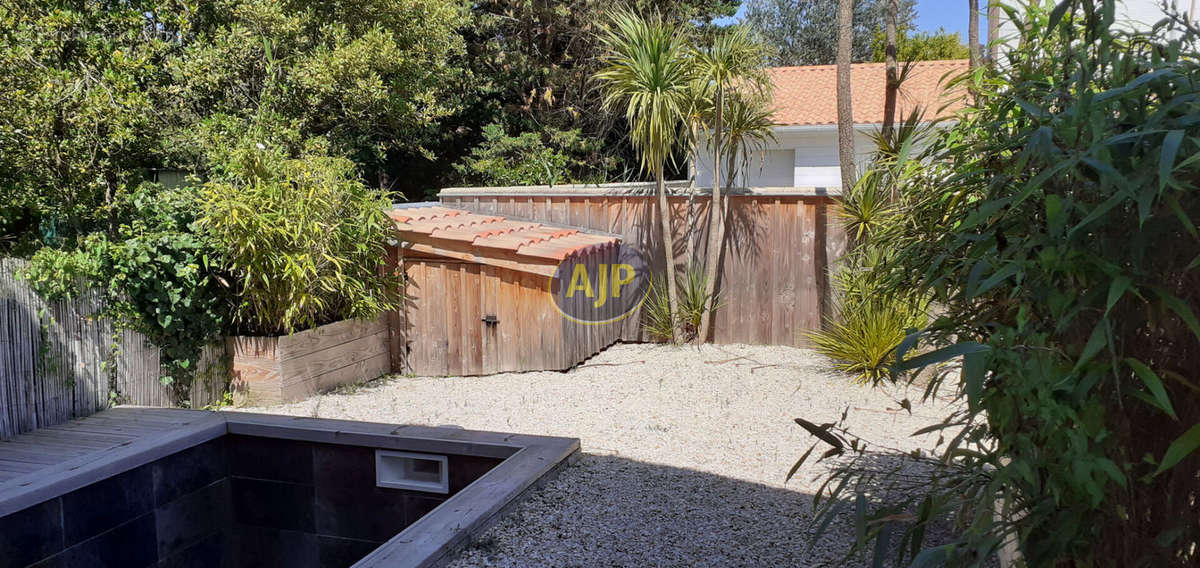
{"left": 387, "top": 206, "right": 466, "bottom": 224}
{"left": 392, "top": 204, "right": 619, "bottom": 263}
{"left": 767, "top": 59, "right": 970, "bottom": 126}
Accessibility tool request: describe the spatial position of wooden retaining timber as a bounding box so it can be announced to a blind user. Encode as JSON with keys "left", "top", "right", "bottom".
{"left": 440, "top": 184, "right": 847, "bottom": 347}
{"left": 228, "top": 315, "right": 390, "bottom": 405}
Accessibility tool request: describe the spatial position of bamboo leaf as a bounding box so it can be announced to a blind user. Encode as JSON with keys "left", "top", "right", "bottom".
{"left": 894, "top": 342, "right": 990, "bottom": 372}
{"left": 795, "top": 417, "right": 845, "bottom": 449}
{"left": 1157, "top": 290, "right": 1200, "bottom": 342}
{"left": 872, "top": 522, "right": 894, "bottom": 568}
{"left": 1156, "top": 422, "right": 1200, "bottom": 475}
{"left": 1072, "top": 325, "right": 1108, "bottom": 373}
{"left": 963, "top": 350, "right": 986, "bottom": 412}
{"left": 785, "top": 444, "right": 816, "bottom": 483}
{"left": 1048, "top": 0, "right": 1072, "bottom": 31}
{"left": 909, "top": 545, "right": 950, "bottom": 568}
{"left": 1105, "top": 276, "right": 1132, "bottom": 315}
{"left": 1126, "top": 358, "right": 1177, "bottom": 420}
{"left": 1159, "top": 130, "right": 1184, "bottom": 190}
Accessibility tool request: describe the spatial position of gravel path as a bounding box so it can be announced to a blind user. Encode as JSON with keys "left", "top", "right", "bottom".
{"left": 238, "top": 343, "right": 957, "bottom": 567}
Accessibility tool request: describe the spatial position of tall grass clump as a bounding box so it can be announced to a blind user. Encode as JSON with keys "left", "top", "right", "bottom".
{"left": 808, "top": 253, "right": 928, "bottom": 384}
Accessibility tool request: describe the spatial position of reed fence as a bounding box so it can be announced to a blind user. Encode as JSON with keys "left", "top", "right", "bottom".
{"left": 0, "top": 258, "right": 227, "bottom": 440}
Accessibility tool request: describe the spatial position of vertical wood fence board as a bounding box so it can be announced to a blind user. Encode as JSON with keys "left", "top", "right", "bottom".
{"left": 443, "top": 192, "right": 842, "bottom": 347}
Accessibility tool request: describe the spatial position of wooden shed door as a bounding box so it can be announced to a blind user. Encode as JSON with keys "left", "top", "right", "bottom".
{"left": 404, "top": 260, "right": 488, "bottom": 377}
{"left": 479, "top": 265, "right": 501, "bottom": 374}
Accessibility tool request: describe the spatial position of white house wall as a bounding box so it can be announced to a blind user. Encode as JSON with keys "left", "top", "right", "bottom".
{"left": 693, "top": 126, "right": 876, "bottom": 190}
{"left": 994, "top": 0, "right": 1192, "bottom": 46}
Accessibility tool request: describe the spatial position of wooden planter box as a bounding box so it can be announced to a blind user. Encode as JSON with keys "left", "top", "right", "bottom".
{"left": 228, "top": 316, "right": 390, "bottom": 406}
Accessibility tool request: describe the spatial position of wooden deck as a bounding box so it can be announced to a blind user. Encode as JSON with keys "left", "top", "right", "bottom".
{"left": 0, "top": 408, "right": 209, "bottom": 484}
{"left": 0, "top": 407, "right": 225, "bottom": 516}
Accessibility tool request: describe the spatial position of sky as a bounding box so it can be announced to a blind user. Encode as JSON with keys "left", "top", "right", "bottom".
{"left": 722, "top": 0, "right": 994, "bottom": 41}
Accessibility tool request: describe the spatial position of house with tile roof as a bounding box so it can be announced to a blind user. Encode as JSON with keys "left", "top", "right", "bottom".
{"left": 693, "top": 59, "right": 969, "bottom": 190}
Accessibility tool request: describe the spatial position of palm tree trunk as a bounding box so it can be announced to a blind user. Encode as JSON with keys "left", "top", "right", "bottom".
{"left": 968, "top": 0, "right": 980, "bottom": 70}
{"left": 987, "top": 2, "right": 1000, "bottom": 63}
{"left": 685, "top": 120, "right": 699, "bottom": 267}
{"left": 698, "top": 86, "right": 724, "bottom": 342}
{"left": 657, "top": 161, "right": 681, "bottom": 342}
{"left": 836, "top": 0, "right": 856, "bottom": 195}
{"left": 882, "top": 0, "right": 899, "bottom": 142}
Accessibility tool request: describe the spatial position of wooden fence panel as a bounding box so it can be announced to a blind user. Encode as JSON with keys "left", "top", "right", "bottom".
{"left": 441, "top": 186, "right": 843, "bottom": 347}
{"left": 0, "top": 258, "right": 228, "bottom": 440}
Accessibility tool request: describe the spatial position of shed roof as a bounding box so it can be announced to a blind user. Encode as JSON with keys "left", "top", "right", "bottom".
{"left": 767, "top": 59, "right": 969, "bottom": 126}
{"left": 389, "top": 204, "right": 620, "bottom": 276}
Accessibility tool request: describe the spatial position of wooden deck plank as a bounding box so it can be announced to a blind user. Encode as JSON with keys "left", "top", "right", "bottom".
{"left": 0, "top": 439, "right": 92, "bottom": 457}
{"left": 17, "top": 431, "right": 122, "bottom": 449}
{"left": 0, "top": 460, "right": 42, "bottom": 473}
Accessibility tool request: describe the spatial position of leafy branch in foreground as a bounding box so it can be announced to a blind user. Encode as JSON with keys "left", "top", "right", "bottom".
{"left": 797, "top": 1, "right": 1200, "bottom": 565}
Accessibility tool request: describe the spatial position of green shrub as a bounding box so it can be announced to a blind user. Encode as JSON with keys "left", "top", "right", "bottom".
{"left": 809, "top": 107, "right": 929, "bottom": 383}
{"left": 802, "top": 1, "right": 1200, "bottom": 565}
{"left": 198, "top": 141, "right": 402, "bottom": 336}
{"left": 453, "top": 123, "right": 609, "bottom": 186}
{"left": 25, "top": 184, "right": 226, "bottom": 401}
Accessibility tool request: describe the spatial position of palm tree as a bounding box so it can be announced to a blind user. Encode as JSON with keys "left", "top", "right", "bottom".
{"left": 836, "top": 0, "right": 856, "bottom": 195}
{"left": 692, "top": 25, "right": 768, "bottom": 342}
{"left": 595, "top": 10, "right": 694, "bottom": 341}
{"left": 988, "top": 1, "right": 1000, "bottom": 63}
{"left": 695, "top": 90, "right": 776, "bottom": 335}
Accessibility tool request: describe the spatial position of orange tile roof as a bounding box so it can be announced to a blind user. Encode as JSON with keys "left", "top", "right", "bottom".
{"left": 766, "top": 59, "right": 970, "bottom": 126}
{"left": 389, "top": 204, "right": 619, "bottom": 262}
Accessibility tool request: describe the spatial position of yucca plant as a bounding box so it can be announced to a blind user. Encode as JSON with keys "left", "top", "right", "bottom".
{"left": 807, "top": 246, "right": 928, "bottom": 383}
{"left": 642, "top": 276, "right": 675, "bottom": 343}
{"left": 807, "top": 255, "right": 928, "bottom": 383}
{"left": 692, "top": 25, "right": 771, "bottom": 343}
{"left": 677, "top": 266, "right": 720, "bottom": 341}
{"left": 644, "top": 268, "right": 721, "bottom": 343}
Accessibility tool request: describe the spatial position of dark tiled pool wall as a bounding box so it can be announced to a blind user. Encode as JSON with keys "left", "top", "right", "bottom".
{"left": 226, "top": 435, "right": 502, "bottom": 568}
{"left": 0, "top": 435, "right": 502, "bottom": 568}
{"left": 0, "top": 438, "right": 232, "bottom": 568}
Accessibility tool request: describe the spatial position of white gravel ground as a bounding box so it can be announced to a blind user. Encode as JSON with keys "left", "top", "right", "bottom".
{"left": 238, "top": 343, "right": 958, "bottom": 567}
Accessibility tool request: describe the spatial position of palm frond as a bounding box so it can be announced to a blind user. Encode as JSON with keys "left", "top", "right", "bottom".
{"left": 594, "top": 9, "right": 695, "bottom": 174}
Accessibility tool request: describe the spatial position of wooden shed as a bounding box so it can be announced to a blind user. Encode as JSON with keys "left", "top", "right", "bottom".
{"left": 386, "top": 204, "right": 632, "bottom": 377}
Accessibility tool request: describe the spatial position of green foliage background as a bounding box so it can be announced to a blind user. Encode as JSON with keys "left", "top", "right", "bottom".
{"left": 869, "top": 27, "right": 971, "bottom": 62}
{"left": 743, "top": 0, "right": 917, "bottom": 65}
